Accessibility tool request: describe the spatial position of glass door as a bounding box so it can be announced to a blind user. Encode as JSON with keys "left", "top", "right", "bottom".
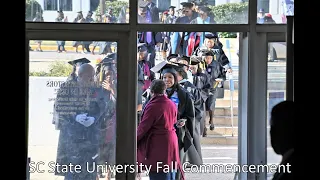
{"left": 266, "top": 33, "right": 287, "bottom": 180}
{"left": 26, "top": 29, "right": 137, "bottom": 180}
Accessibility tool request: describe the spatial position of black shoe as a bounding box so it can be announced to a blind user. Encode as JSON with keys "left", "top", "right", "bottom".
{"left": 209, "top": 124, "right": 215, "bottom": 131}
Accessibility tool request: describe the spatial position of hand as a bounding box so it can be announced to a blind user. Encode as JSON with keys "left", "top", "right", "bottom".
{"left": 146, "top": 88, "right": 151, "bottom": 97}
{"left": 176, "top": 119, "right": 186, "bottom": 128}
{"left": 227, "top": 68, "right": 232, "bottom": 73}
{"left": 102, "top": 80, "right": 114, "bottom": 91}
{"left": 82, "top": 117, "right": 95, "bottom": 127}
{"left": 75, "top": 113, "right": 88, "bottom": 124}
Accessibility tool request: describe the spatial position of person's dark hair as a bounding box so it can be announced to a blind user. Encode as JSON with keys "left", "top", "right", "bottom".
{"left": 270, "top": 100, "right": 294, "bottom": 154}
{"left": 176, "top": 67, "right": 188, "bottom": 79}
{"left": 150, "top": 79, "right": 166, "bottom": 95}
{"left": 161, "top": 71, "right": 180, "bottom": 98}
{"left": 271, "top": 100, "right": 294, "bottom": 129}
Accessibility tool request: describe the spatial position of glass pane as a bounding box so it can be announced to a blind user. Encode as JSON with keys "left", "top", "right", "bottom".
{"left": 26, "top": 0, "right": 129, "bottom": 23}
{"left": 257, "top": 0, "right": 294, "bottom": 24}
{"left": 136, "top": 31, "right": 240, "bottom": 179}
{"left": 138, "top": 1, "right": 248, "bottom": 24}
{"left": 267, "top": 42, "right": 286, "bottom": 179}
{"left": 28, "top": 40, "right": 118, "bottom": 179}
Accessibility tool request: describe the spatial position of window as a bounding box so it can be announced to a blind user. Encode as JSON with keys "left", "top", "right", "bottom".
{"left": 44, "top": 0, "right": 72, "bottom": 11}
{"left": 44, "top": 0, "right": 58, "bottom": 11}
{"left": 59, "top": 0, "right": 72, "bottom": 11}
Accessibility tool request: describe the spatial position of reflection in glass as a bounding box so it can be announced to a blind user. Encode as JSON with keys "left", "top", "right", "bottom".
{"left": 28, "top": 40, "right": 117, "bottom": 180}
{"left": 267, "top": 42, "right": 286, "bottom": 179}
{"left": 139, "top": 1, "right": 248, "bottom": 24}
{"left": 26, "top": 0, "right": 129, "bottom": 23}
{"left": 137, "top": 31, "right": 239, "bottom": 179}
{"left": 257, "top": 0, "right": 294, "bottom": 24}
{"left": 26, "top": 0, "right": 249, "bottom": 24}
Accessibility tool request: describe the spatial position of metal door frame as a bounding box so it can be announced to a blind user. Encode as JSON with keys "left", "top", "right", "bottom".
{"left": 26, "top": 30, "right": 137, "bottom": 180}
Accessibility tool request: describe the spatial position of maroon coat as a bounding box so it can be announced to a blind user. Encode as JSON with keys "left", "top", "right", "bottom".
{"left": 137, "top": 95, "right": 184, "bottom": 178}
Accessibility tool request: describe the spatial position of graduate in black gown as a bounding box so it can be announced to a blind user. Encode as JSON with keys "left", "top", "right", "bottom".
{"left": 200, "top": 50, "right": 225, "bottom": 131}
{"left": 66, "top": 58, "right": 91, "bottom": 81}
{"left": 149, "top": 61, "right": 196, "bottom": 180}
{"left": 189, "top": 55, "right": 211, "bottom": 137}
{"left": 193, "top": 33, "right": 232, "bottom": 75}
{"left": 94, "top": 56, "right": 117, "bottom": 179}
{"left": 54, "top": 64, "right": 101, "bottom": 180}
{"left": 174, "top": 65, "right": 203, "bottom": 165}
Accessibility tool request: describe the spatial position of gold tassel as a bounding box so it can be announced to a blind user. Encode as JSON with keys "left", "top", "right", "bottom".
{"left": 213, "top": 81, "right": 219, "bottom": 88}
{"left": 99, "top": 64, "right": 103, "bottom": 83}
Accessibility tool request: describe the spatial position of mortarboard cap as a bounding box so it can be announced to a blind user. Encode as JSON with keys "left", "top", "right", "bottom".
{"left": 57, "top": 10, "right": 63, "bottom": 13}
{"left": 178, "top": 55, "right": 191, "bottom": 65}
{"left": 137, "top": 43, "right": 148, "bottom": 52}
{"left": 199, "top": 6, "right": 211, "bottom": 13}
{"left": 180, "top": 2, "right": 194, "bottom": 8}
{"left": 190, "top": 55, "right": 202, "bottom": 65}
{"left": 100, "top": 57, "right": 116, "bottom": 65}
{"left": 68, "top": 57, "right": 91, "bottom": 66}
{"left": 96, "top": 57, "right": 116, "bottom": 82}
{"left": 150, "top": 60, "right": 180, "bottom": 75}
{"left": 172, "top": 62, "right": 189, "bottom": 68}
{"left": 201, "top": 49, "right": 215, "bottom": 56}
{"left": 204, "top": 33, "right": 218, "bottom": 39}
{"left": 167, "top": 54, "right": 179, "bottom": 61}
{"left": 169, "top": 6, "right": 176, "bottom": 9}
{"left": 259, "top": 8, "right": 265, "bottom": 13}
{"left": 77, "top": 11, "right": 82, "bottom": 13}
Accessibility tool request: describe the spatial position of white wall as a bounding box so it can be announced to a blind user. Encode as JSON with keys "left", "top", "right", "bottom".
{"left": 28, "top": 77, "right": 67, "bottom": 146}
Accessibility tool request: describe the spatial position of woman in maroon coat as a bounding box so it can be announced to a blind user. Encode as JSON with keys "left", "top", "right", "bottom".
{"left": 137, "top": 79, "right": 184, "bottom": 180}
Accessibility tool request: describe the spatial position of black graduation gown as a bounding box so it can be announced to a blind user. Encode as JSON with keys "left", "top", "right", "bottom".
{"left": 205, "top": 60, "right": 225, "bottom": 94}
{"left": 193, "top": 43, "right": 231, "bottom": 79}
{"left": 172, "top": 87, "right": 195, "bottom": 180}
{"left": 137, "top": 63, "right": 144, "bottom": 105}
{"left": 192, "top": 72, "right": 211, "bottom": 135}
{"left": 193, "top": 72, "right": 211, "bottom": 104}
{"left": 95, "top": 88, "right": 117, "bottom": 165}
{"left": 54, "top": 81, "right": 102, "bottom": 178}
{"left": 180, "top": 80, "right": 203, "bottom": 165}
